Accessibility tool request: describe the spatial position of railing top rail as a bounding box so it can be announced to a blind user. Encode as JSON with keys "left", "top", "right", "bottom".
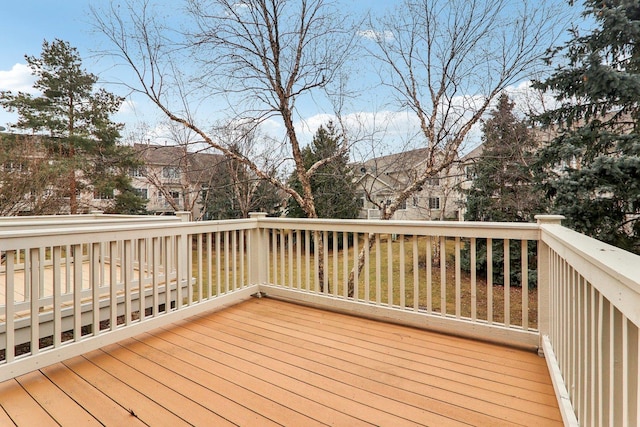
{"left": 0, "top": 213, "right": 177, "bottom": 222}
{"left": 0, "top": 218, "right": 257, "bottom": 250}
{"left": 0, "top": 216, "right": 183, "bottom": 231}
{"left": 254, "top": 217, "right": 540, "bottom": 239}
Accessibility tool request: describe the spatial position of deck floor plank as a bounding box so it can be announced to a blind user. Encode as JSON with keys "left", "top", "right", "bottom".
{"left": 15, "top": 370, "right": 100, "bottom": 426}
{"left": 39, "top": 363, "right": 148, "bottom": 427}
{"left": 189, "top": 308, "right": 549, "bottom": 426}
{"left": 145, "top": 326, "right": 406, "bottom": 426}
{"left": 62, "top": 355, "right": 191, "bottom": 426}
{"left": 212, "top": 299, "right": 562, "bottom": 425}
{"left": 187, "top": 311, "right": 513, "bottom": 426}
{"left": 154, "top": 320, "right": 470, "bottom": 427}
{"left": 118, "top": 335, "right": 343, "bottom": 426}
{"left": 0, "top": 297, "right": 563, "bottom": 426}
{"left": 222, "top": 299, "right": 556, "bottom": 388}
{"left": 102, "top": 340, "right": 291, "bottom": 427}
{"left": 0, "top": 404, "right": 16, "bottom": 426}
{"left": 236, "top": 299, "right": 549, "bottom": 377}
{"left": 81, "top": 348, "right": 236, "bottom": 426}
{"left": 259, "top": 298, "right": 549, "bottom": 370}
{"left": 200, "top": 309, "right": 556, "bottom": 402}
{"left": 0, "top": 378, "right": 57, "bottom": 426}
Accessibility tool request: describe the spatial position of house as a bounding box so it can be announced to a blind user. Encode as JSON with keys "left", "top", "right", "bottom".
{"left": 353, "top": 146, "right": 483, "bottom": 221}
{"left": 0, "top": 133, "right": 127, "bottom": 215}
{"left": 130, "top": 143, "right": 225, "bottom": 218}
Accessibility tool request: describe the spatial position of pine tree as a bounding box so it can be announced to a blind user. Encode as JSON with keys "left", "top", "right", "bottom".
{"left": 288, "top": 122, "right": 359, "bottom": 219}
{"left": 465, "top": 94, "right": 545, "bottom": 222}
{"left": 534, "top": 1, "right": 640, "bottom": 253}
{"left": 0, "top": 39, "right": 145, "bottom": 214}
{"left": 463, "top": 94, "right": 544, "bottom": 288}
{"left": 202, "top": 145, "right": 281, "bottom": 219}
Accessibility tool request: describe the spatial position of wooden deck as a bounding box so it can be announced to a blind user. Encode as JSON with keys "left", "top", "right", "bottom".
{"left": 0, "top": 297, "right": 562, "bottom": 426}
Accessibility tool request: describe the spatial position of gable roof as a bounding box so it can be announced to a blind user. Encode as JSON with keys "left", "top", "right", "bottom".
{"left": 355, "top": 148, "right": 431, "bottom": 176}
{"left": 133, "top": 143, "right": 226, "bottom": 184}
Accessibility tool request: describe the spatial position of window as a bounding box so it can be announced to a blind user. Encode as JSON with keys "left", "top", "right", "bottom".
{"left": 64, "top": 188, "right": 81, "bottom": 198}
{"left": 133, "top": 188, "right": 148, "bottom": 199}
{"left": 93, "top": 190, "right": 114, "bottom": 200}
{"left": 4, "top": 162, "right": 25, "bottom": 172}
{"left": 169, "top": 191, "right": 180, "bottom": 199}
{"left": 427, "top": 177, "right": 440, "bottom": 186}
{"left": 162, "top": 167, "right": 180, "bottom": 179}
{"left": 428, "top": 197, "right": 440, "bottom": 210}
{"left": 412, "top": 196, "right": 419, "bottom": 207}
{"left": 398, "top": 199, "right": 406, "bottom": 210}
{"left": 465, "top": 166, "right": 477, "bottom": 180}
{"left": 129, "top": 167, "right": 145, "bottom": 177}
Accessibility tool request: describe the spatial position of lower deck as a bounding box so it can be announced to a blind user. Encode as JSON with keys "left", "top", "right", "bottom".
{"left": 0, "top": 297, "right": 562, "bottom": 426}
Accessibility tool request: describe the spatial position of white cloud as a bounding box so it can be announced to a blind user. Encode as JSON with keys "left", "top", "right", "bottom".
{"left": 117, "top": 99, "right": 138, "bottom": 115}
{"left": 504, "top": 80, "right": 560, "bottom": 117}
{"left": 357, "top": 29, "right": 394, "bottom": 43}
{"left": 0, "top": 63, "right": 36, "bottom": 93}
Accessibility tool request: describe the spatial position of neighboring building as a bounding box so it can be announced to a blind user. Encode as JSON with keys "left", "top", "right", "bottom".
{"left": 352, "top": 147, "right": 482, "bottom": 221}
{"left": 455, "top": 144, "right": 484, "bottom": 220}
{"left": 0, "top": 133, "right": 127, "bottom": 215}
{"left": 130, "top": 144, "right": 225, "bottom": 218}
{"left": 0, "top": 135, "right": 272, "bottom": 219}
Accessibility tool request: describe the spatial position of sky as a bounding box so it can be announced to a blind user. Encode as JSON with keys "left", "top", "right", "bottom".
{"left": 0, "top": 1, "right": 100, "bottom": 125}
{"left": 0, "top": 0, "right": 390, "bottom": 140}
{"left": 0, "top": 0, "right": 582, "bottom": 156}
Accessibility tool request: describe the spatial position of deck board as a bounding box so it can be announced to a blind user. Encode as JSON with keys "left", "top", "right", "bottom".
{"left": 39, "top": 363, "right": 148, "bottom": 426}
{"left": 15, "top": 370, "right": 100, "bottom": 426}
{"left": 189, "top": 307, "right": 554, "bottom": 425}
{"left": 0, "top": 297, "right": 563, "bottom": 426}
{"left": 210, "top": 299, "right": 561, "bottom": 425}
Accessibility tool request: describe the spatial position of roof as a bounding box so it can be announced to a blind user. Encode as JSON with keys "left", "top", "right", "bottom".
{"left": 460, "top": 144, "right": 484, "bottom": 162}
{"left": 133, "top": 143, "right": 226, "bottom": 184}
{"left": 355, "top": 148, "right": 431, "bottom": 175}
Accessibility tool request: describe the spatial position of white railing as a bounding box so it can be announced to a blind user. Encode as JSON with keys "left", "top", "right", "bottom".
{"left": 0, "top": 213, "right": 638, "bottom": 425}
{"left": 538, "top": 218, "right": 640, "bottom": 427}
{"left": 254, "top": 215, "right": 541, "bottom": 348}
{"left": 0, "top": 216, "right": 259, "bottom": 381}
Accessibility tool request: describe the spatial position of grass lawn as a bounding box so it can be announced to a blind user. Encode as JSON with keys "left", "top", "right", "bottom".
{"left": 191, "top": 234, "right": 537, "bottom": 329}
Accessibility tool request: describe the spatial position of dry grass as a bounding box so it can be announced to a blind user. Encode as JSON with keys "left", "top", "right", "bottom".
{"left": 191, "top": 234, "right": 537, "bottom": 329}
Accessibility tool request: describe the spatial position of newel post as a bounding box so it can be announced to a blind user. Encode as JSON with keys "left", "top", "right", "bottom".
{"left": 175, "top": 211, "right": 191, "bottom": 307}
{"left": 175, "top": 211, "right": 192, "bottom": 222}
{"left": 535, "top": 215, "right": 564, "bottom": 356}
{"left": 249, "top": 212, "right": 268, "bottom": 287}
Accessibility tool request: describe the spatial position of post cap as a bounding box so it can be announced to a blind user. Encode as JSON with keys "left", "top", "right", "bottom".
{"left": 175, "top": 211, "right": 192, "bottom": 222}
{"left": 535, "top": 214, "right": 565, "bottom": 225}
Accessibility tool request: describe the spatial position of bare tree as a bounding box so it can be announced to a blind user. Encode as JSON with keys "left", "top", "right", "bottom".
{"left": 130, "top": 121, "right": 225, "bottom": 218}
{"left": 363, "top": 0, "right": 566, "bottom": 220}
{"left": 92, "top": 0, "right": 358, "bottom": 288}
{"left": 345, "top": 0, "right": 568, "bottom": 295}
{"left": 202, "top": 123, "right": 283, "bottom": 219}
{"left": 0, "top": 134, "right": 70, "bottom": 215}
{"left": 92, "top": 0, "right": 355, "bottom": 216}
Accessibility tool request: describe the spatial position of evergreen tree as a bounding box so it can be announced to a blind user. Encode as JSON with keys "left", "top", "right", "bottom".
{"left": 288, "top": 122, "right": 359, "bottom": 219}
{"left": 533, "top": 1, "right": 640, "bottom": 253}
{"left": 202, "top": 145, "right": 281, "bottom": 219}
{"left": 463, "top": 94, "right": 544, "bottom": 288}
{"left": 465, "top": 94, "right": 545, "bottom": 222}
{"left": 0, "top": 134, "right": 70, "bottom": 215}
{"left": 0, "top": 39, "right": 145, "bottom": 214}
